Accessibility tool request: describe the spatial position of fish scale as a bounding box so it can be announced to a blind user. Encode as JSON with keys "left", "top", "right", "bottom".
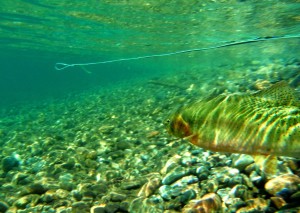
{"left": 166, "top": 81, "right": 300, "bottom": 158}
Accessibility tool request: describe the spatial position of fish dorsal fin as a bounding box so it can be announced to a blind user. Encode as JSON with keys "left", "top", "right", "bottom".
{"left": 253, "top": 81, "right": 299, "bottom": 106}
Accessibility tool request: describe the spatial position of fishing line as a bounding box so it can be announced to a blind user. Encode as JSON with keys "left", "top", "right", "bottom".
{"left": 55, "top": 34, "right": 300, "bottom": 71}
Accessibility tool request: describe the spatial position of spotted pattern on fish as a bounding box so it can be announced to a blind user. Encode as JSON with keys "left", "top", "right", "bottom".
{"left": 166, "top": 81, "right": 300, "bottom": 158}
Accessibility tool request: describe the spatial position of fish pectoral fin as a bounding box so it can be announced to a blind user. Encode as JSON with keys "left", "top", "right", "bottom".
{"left": 253, "top": 155, "right": 278, "bottom": 179}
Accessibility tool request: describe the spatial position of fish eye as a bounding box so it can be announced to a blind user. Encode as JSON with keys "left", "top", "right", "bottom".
{"left": 164, "top": 119, "right": 170, "bottom": 124}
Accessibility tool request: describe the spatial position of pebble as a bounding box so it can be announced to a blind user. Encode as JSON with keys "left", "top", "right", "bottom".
{"left": 105, "top": 202, "right": 120, "bottom": 213}
{"left": 120, "top": 180, "right": 144, "bottom": 190}
{"left": 195, "top": 166, "right": 210, "bottom": 181}
{"left": 110, "top": 192, "right": 126, "bottom": 202}
{"left": 138, "top": 177, "right": 161, "bottom": 197}
{"left": 2, "top": 156, "right": 20, "bottom": 172}
{"left": 179, "top": 189, "right": 197, "bottom": 204}
{"left": 229, "top": 184, "right": 252, "bottom": 200}
{"left": 182, "top": 193, "right": 222, "bottom": 213}
{"left": 205, "top": 178, "right": 219, "bottom": 193}
{"left": 231, "top": 154, "right": 254, "bottom": 171}
{"left": 12, "top": 173, "right": 32, "bottom": 185}
{"left": 236, "top": 198, "right": 269, "bottom": 213}
{"left": 173, "top": 175, "right": 199, "bottom": 186}
{"left": 270, "top": 196, "right": 286, "bottom": 209}
{"left": 119, "top": 201, "right": 130, "bottom": 212}
{"left": 265, "top": 174, "right": 300, "bottom": 197}
{"left": 71, "top": 201, "right": 89, "bottom": 213}
{"left": 41, "top": 190, "right": 56, "bottom": 203}
{"left": 14, "top": 194, "right": 40, "bottom": 209}
{"left": 129, "top": 196, "right": 164, "bottom": 213}
{"left": 249, "top": 171, "right": 263, "bottom": 185}
{"left": 90, "top": 206, "right": 105, "bottom": 213}
{"left": 27, "top": 183, "right": 47, "bottom": 194}
{"left": 159, "top": 185, "right": 178, "bottom": 201}
{"left": 216, "top": 187, "right": 231, "bottom": 203}
{"left": 226, "top": 198, "right": 247, "bottom": 212}
{"left": 162, "top": 166, "right": 189, "bottom": 185}
{"left": 56, "top": 189, "right": 69, "bottom": 199}
{"left": 0, "top": 201, "right": 9, "bottom": 212}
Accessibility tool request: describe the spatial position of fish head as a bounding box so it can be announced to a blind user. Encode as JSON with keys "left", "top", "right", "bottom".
{"left": 165, "top": 111, "right": 192, "bottom": 138}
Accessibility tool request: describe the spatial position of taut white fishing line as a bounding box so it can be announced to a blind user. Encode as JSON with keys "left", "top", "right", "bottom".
{"left": 55, "top": 34, "right": 300, "bottom": 71}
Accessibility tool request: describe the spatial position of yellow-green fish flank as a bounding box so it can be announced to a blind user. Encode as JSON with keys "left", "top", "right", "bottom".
{"left": 166, "top": 81, "right": 300, "bottom": 158}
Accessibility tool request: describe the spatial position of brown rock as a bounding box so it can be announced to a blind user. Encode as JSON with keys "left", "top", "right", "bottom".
{"left": 182, "top": 193, "right": 222, "bottom": 213}
{"left": 265, "top": 174, "right": 300, "bottom": 197}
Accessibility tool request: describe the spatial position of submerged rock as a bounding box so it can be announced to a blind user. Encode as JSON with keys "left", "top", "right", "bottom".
{"left": 2, "top": 155, "right": 20, "bottom": 172}
{"left": 236, "top": 198, "right": 269, "bottom": 213}
{"left": 270, "top": 196, "right": 286, "bottom": 209}
{"left": 14, "top": 194, "right": 40, "bottom": 209}
{"left": 162, "top": 166, "right": 190, "bottom": 185}
{"left": 71, "top": 201, "right": 89, "bottom": 213}
{"left": 182, "top": 193, "right": 222, "bottom": 213}
{"left": 0, "top": 201, "right": 9, "bottom": 213}
{"left": 138, "top": 177, "right": 161, "bottom": 198}
{"left": 129, "top": 196, "right": 164, "bottom": 213}
{"left": 265, "top": 174, "right": 300, "bottom": 198}
{"left": 110, "top": 192, "right": 126, "bottom": 202}
{"left": 231, "top": 154, "right": 254, "bottom": 171}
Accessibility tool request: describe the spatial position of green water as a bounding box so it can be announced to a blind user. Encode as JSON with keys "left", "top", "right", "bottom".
{"left": 0, "top": 0, "right": 299, "bottom": 105}
{"left": 0, "top": 1, "right": 300, "bottom": 212}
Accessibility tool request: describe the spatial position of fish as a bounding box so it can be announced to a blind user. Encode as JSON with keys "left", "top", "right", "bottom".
{"left": 166, "top": 81, "right": 300, "bottom": 158}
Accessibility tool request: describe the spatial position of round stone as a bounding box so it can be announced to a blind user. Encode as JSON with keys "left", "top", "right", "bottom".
{"left": 236, "top": 198, "right": 269, "bottom": 213}
{"left": 265, "top": 174, "right": 300, "bottom": 197}
{"left": 182, "top": 193, "right": 222, "bottom": 213}
{"left": 2, "top": 156, "right": 20, "bottom": 172}
{"left": 162, "top": 166, "right": 189, "bottom": 185}
{"left": 232, "top": 154, "right": 254, "bottom": 171}
{"left": 0, "top": 201, "right": 9, "bottom": 212}
{"left": 110, "top": 192, "right": 126, "bottom": 202}
{"left": 71, "top": 201, "right": 89, "bottom": 213}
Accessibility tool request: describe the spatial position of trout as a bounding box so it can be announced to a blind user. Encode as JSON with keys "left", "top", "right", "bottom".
{"left": 166, "top": 81, "right": 300, "bottom": 158}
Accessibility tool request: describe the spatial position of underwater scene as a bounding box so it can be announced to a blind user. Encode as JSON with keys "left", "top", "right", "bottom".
{"left": 0, "top": 0, "right": 300, "bottom": 213}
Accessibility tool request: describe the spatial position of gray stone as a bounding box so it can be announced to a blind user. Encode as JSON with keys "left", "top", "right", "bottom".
{"left": 232, "top": 154, "right": 254, "bottom": 171}
{"left": 129, "top": 197, "right": 164, "bottom": 213}
{"left": 162, "top": 166, "right": 189, "bottom": 185}
{"left": 119, "top": 201, "right": 130, "bottom": 212}
{"left": 236, "top": 198, "right": 269, "bottom": 213}
{"left": 121, "top": 180, "right": 144, "bottom": 190}
{"left": 138, "top": 177, "right": 161, "bottom": 197}
{"left": 91, "top": 206, "right": 106, "bottom": 213}
{"left": 195, "top": 166, "right": 210, "bottom": 181}
{"left": 105, "top": 202, "right": 119, "bottom": 213}
{"left": 14, "top": 194, "right": 40, "bottom": 209}
{"left": 174, "top": 175, "right": 199, "bottom": 186}
{"left": 110, "top": 192, "right": 126, "bottom": 202}
{"left": 71, "top": 201, "right": 89, "bottom": 213}
{"left": 2, "top": 156, "right": 20, "bottom": 172}
{"left": 27, "top": 183, "right": 47, "bottom": 194}
{"left": 158, "top": 185, "right": 173, "bottom": 200}
{"left": 229, "top": 184, "right": 252, "bottom": 200}
{"left": 0, "top": 201, "right": 9, "bottom": 212}
{"left": 179, "top": 189, "right": 196, "bottom": 204}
